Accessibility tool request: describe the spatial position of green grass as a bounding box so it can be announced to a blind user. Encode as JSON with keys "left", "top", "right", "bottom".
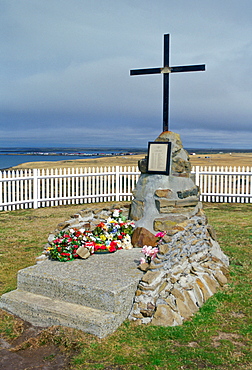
{"left": 0, "top": 202, "right": 251, "bottom": 369}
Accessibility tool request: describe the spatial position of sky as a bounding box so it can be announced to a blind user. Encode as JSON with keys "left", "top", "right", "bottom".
{"left": 0, "top": 0, "right": 252, "bottom": 149}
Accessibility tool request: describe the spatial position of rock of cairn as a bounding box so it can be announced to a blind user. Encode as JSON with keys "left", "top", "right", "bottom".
{"left": 128, "top": 131, "right": 229, "bottom": 326}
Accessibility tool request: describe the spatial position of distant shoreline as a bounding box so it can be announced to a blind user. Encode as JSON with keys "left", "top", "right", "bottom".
{"left": 1, "top": 148, "right": 252, "bottom": 155}
{"left": 2, "top": 151, "right": 252, "bottom": 171}
{"left": 0, "top": 151, "right": 145, "bottom": 157}
{"left": 0, "top": 150, "right": 147, "bottom": 170}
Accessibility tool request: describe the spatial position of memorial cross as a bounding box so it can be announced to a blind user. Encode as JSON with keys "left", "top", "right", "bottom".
{"left": 130, "top": 34, "right": 205, "bottom": 132}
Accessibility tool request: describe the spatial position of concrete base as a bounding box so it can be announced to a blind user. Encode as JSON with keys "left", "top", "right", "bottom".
{"left": 0, "top": 249, "right": 144, "bottom": 338}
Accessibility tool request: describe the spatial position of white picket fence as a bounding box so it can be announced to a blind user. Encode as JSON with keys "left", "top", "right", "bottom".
{"left": 0, "top": 166, "right": 140, "bottom": 211}
{"left": 0, "top": 165, "right": 251, "bottom": 211}
{"left": 194, "top": 166, "right": 252, "bottom": 203}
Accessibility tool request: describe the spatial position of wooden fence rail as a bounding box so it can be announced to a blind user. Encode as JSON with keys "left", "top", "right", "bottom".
{"left": 0, "top": 165, "right": 251, "bottom": 211}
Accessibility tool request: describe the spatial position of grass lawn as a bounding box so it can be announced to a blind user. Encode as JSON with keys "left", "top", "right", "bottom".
{"left": 0, "top": 202, "right": 251, "bottom": 369}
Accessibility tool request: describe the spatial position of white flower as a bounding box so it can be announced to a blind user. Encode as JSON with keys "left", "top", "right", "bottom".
{"left": 122, "top": 241, "right": 133, "bottom": 250}
{"left": 113, "top": 209, "right": 120, "bottom": 218}
{"left": 139, "top": 257, "right": 146, "bottom": 264}
{"left": 116, "top": 240, "right": 122, "bottom": 249}
{"left": 105, "top": 232, "right": 113, "bottom": 240}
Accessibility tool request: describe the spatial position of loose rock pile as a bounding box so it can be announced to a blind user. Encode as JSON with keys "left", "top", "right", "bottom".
{"left": 128, "top": 207, "right": 229, "bottom": 325}
{"left": 127, "top": 131, "right": 229, "bottom": 326}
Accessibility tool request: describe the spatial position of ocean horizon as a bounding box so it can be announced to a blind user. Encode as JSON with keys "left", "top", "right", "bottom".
{"left": 0, "top": 147, "right": 146, "bottom": 170}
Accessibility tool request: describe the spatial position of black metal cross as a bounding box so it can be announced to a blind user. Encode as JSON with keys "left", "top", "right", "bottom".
{"left": 130, "top": 34, "right": 205, "bottom": 132}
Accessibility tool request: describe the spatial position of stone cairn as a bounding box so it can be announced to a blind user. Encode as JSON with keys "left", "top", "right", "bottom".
{"left": 40, "top": 131, "right": 229, "bottom": 328}
{"left": 128, "top": 131, "right": 229, "bottom": 326}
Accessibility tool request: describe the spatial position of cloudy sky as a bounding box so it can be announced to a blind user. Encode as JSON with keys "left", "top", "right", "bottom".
{"left": 1, "top": 0, "right": 252, "bottom": 149}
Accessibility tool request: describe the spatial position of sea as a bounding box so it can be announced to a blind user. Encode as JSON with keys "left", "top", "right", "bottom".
{"left": 0, "top": 147, "right": 146, "bottom": 170}
{"left": 0, "top": 147, "right": 251, "bottom": 170}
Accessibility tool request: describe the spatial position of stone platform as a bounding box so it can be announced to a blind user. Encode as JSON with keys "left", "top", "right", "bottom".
{"left": 0, "top": 249, "right": 143, "bottom": 338}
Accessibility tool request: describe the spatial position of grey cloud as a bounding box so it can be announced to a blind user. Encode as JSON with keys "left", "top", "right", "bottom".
{"left": 0, "top": 0, "right": 251, "bottom": 148}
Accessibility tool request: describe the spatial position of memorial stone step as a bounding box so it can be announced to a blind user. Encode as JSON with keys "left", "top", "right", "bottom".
{"left": 0, "top": 249, "right": 144, "bottom": 338}
{"left": 0, "top": 290, "right": 121, "bottom": 338}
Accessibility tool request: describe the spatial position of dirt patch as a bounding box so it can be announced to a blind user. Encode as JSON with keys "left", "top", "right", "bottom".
{"left": 0, "top": 344, "right": 69, "bottom": 370}
{"left": 211, "top": 332, "right": 245, "bottom": 348}
{"left": 0, "top": 317, "right": 76, "bottom": 370}
{"left": 0, "top": 308, "right": 99, "bottom": 370}
{"left": 230, "top": 311, "right": 246, "bottom": 318}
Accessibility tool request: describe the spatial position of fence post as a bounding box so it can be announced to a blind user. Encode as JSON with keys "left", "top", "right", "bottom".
{"left": 115, "top": 166, "right": 120, "bottom": 201}
{"left": 0, "top": 171, "right": 2, "bottom": 211}
{"left": 33, "top": 169, "right": 38, "bottom": 209}
{"left": 195, "top": 166, "right": 200, "bottom": 187}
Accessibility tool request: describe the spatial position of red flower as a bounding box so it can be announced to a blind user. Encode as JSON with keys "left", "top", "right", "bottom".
{"left": 108, "top": 245, "right": 116, "bottom": 252}
{"left": 110, "top": 241, "right": 117, "bottom": 248}
{"left": 94, "top": 244, "right": 107, "bottom": 251}
{"left": 117, "top": 235, "right": 123, "bottom": 240}
{"left": 85, "top": 242, "right": 95, "bottom": 248}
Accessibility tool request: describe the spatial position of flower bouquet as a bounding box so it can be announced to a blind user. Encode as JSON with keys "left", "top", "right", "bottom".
{"left": 139, "top": 245, "right": 159, "bottom": 264}
{"left": 46, "top": 209, "right": 135, "bottom": 262}
{"left": 139, "top": 232, "right": 165, "bottom": 266}
{"left": 92, "top": 209, "right": 135, "bottom": 253}
{"left": 46, "top": 228, "right": 93, "bottom": 262}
